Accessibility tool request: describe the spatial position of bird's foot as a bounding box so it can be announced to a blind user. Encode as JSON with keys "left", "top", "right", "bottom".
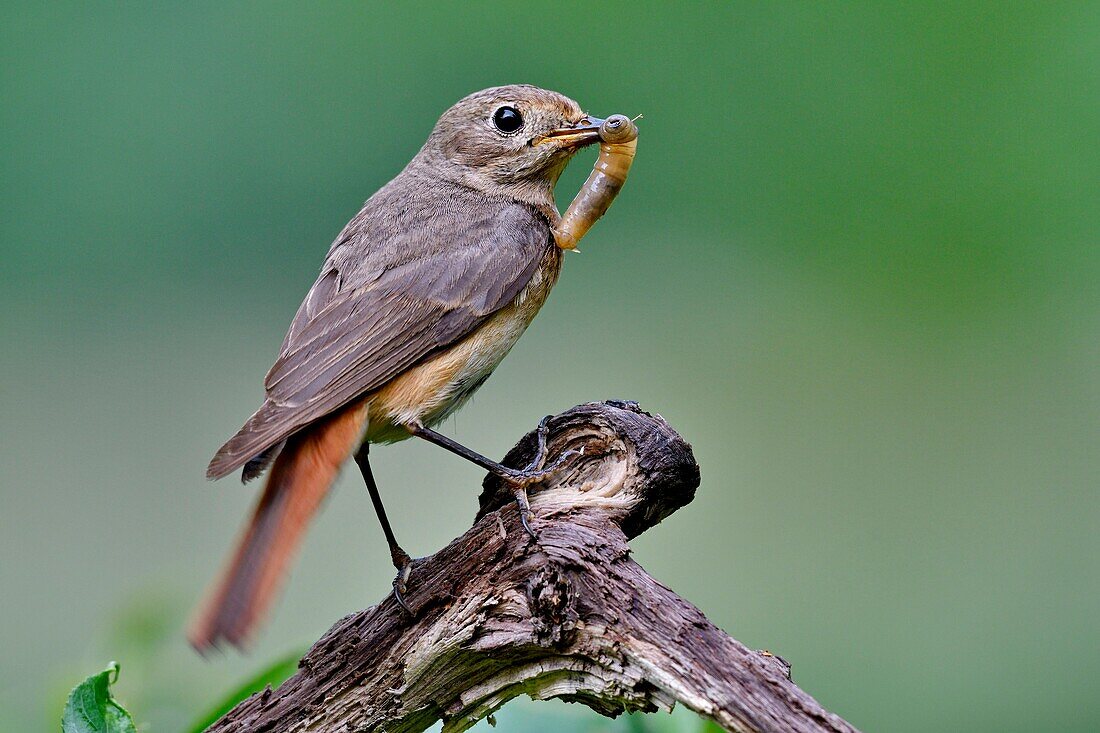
{"left": 495, "top": 415, "right": 585, "bottom": 540}
{"left": 389, "top": 546, "right": 414, "bottom": 614}
{"left": 511, "top": 486, "right": 537, "bottom": 540}
{"left": 496, "top": 415, "right": 581, "bottom": 488}
{"left": 496, "top": 447, "right": 581, "bottom": 486}
{"left": 527, "top": 414, "right": 555, "bottom": 472}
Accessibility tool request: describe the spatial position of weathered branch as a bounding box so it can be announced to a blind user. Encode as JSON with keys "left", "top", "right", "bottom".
{"left": 208, "top": 400, "right": 859, "bottom": 733}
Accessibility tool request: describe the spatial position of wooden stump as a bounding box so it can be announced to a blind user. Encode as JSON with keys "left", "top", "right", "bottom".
{"left": 207, "top": 400, "right": 859, "bottom": 733}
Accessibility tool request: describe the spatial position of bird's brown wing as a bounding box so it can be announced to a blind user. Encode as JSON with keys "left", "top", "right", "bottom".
{"left": 207, "top": 201, "right": 550, "bottom": 480}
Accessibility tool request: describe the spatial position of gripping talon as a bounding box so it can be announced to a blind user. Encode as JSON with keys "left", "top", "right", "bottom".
{"left": 513, "top": 489, "right": 537, "bottom": 540}
{"left": 519, "top": 509, "right": 537, "bottom": 540}
{"left": 543, "top": 448, "right": 580, "bottom": 473}
{"left": 392, "top": 582, "right": 412, "bottom": 614}
{"left": 522, "top": 415, "right": 554, "bottom": 474}
{"left": 498, "top": 446, "right": 582, "bottom": 487}
{"left": 391, "top": 552, "right": 413, "bottom": 615}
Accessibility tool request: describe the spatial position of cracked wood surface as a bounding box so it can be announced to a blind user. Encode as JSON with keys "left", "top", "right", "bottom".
{"left": 207, "top": 400, "right": 859, "bottom": 733}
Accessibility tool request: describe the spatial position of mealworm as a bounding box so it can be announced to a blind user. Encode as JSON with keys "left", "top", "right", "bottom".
{"left": 554, "top": 114, "right": 639, "bottom": 250}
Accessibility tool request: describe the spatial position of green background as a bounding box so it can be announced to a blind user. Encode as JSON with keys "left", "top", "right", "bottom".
{"left": 3, "top": 2, "right": 1098, "bottom": 731}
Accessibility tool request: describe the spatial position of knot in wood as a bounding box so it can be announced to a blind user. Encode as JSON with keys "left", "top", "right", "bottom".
{"left": 526, "top": 567, "right": 579, "bottom": 647}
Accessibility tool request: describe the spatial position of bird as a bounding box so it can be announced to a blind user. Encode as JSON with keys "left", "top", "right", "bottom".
{"left": 189, "top": 84, "right": 620, "bottom": 651}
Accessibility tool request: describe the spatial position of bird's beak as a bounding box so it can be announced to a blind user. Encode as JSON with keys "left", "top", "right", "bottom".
{"left": 534, "top": 116, "right": 606, "bottom": 148}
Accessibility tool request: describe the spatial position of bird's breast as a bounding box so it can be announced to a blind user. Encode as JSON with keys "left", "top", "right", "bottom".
{"left": 363, "top": 245, "right": 563, "bottom": 443}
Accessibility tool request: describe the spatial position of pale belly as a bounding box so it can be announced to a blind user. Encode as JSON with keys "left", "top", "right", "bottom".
{"left": 361, "top": 249, "right": 561, "bottom": 444}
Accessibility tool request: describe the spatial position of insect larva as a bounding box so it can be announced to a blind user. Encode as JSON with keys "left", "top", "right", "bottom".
{"left": 554, "top": 114, "right": 639, "bottom": 250}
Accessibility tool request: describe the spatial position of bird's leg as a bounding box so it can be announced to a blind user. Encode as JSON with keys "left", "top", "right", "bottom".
{"left": 405, "top": 416, "right": 575, "bottom": 539}
{"left": 353, "top": 444, "right": 413, "bottom": 614}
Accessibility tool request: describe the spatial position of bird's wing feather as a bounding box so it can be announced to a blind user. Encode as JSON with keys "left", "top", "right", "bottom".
{"left": 207, "top": 200, "right": 550, "bottom": 479}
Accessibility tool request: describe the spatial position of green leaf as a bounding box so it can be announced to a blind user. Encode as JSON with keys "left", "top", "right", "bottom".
{"left": 61, "top": 662, "right": 137, "bottom": 733}
{"left": 185, "top": 649, "right": 304, "bottom": 733}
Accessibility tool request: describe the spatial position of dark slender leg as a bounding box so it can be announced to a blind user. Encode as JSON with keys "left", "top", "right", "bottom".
{"left": 405, "top": 416, "right": 575, "bottom": 539}
{"left": 354, "top": 444, "right": 413, "bottom": 614}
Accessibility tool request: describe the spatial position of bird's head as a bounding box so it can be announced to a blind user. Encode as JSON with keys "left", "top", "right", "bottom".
{"left": 420, "top": 84, "right": 606, "bottom": 208}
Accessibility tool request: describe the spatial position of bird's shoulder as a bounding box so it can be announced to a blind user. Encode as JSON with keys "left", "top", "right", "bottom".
{"left": 328, "top": 175, "right": 549, "bottom": 281}
{"left": 278, "top": 174, "right": 552, "bottom": 363}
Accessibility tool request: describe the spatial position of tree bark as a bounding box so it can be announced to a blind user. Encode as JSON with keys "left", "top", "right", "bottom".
{"left": 208, "top": 400, "right": 859, "bottom": 733}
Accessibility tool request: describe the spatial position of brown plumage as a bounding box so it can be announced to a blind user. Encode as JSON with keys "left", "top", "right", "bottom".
{"left": 190, "top": 403, "right": 366, "bottom": 648}
{"left": 190, "top": 85, "right": 608, "bottom": 651}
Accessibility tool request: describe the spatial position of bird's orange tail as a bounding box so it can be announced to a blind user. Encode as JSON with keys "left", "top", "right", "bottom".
{"left": 189, "top": 403, "right": 366, "bottom": 651}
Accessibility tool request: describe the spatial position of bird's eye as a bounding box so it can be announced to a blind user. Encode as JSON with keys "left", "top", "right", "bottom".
{"left": 492, "top": 106, "right": 523, "bottom": 133}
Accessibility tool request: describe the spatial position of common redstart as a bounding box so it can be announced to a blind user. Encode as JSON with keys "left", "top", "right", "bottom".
{"left": 191, "top": 85, "right": 627, "bottom": 650}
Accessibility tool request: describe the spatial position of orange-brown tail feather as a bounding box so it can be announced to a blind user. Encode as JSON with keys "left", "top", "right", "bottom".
{"left": 189, "top": 403, "right": 366, "bottom": 651}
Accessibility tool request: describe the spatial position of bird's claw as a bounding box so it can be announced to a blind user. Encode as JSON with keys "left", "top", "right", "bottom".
{"left": 392, "top": 581, "right": 411, "bottom": 614}
{"left": 518, "top": 507, "right": 537, "bottom": 540}
{"left": 497, "top": 416, "right": 587, "bottom": 541}
{"left": 523, "top": 414, "right": 554, "bottom": 473}
{"left": 506, "top": 448, "right": 580, "bottom": 485}
{"left": 390, "top": 549, "right": 414, "bottom": 615}
{"left": 512, "top": 487, "right": 538, "bottom": 541}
